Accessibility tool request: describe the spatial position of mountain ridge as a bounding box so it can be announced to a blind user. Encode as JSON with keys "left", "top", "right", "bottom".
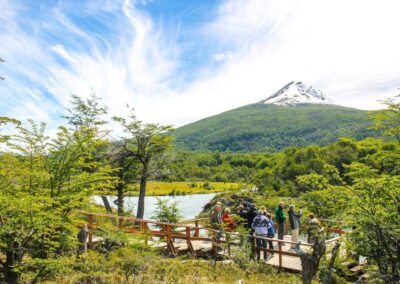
{"left": 173, "top": 104, "right": 380, "bottom": 152}
{"left": 172, "top": 81, "right": 383, "bottom": 152}
{"left": 259, "top": 81, "right": 333, "bottom": 106}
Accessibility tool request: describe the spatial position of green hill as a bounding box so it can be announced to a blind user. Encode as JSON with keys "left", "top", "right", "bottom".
{"left": 173, "top": 103, "right": 381, "bottom": 152}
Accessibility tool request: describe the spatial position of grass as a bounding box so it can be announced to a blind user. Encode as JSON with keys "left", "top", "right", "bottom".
{"left": 127, "top": 181, "right": 247, "bottom": 196}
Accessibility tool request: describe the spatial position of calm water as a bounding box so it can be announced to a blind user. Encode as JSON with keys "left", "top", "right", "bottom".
{"left": 92, "top": 193, "right": 216, "bottom": 219}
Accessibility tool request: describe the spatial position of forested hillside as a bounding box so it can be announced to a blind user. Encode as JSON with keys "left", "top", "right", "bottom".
{"left": 166, "top": 137, "right": 399, "bottom": 194}
{"left": 173, "top": 103, "right": 382, "bottom": 152}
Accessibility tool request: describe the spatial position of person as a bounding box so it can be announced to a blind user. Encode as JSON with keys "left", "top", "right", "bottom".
{"left": 275, "top": 202, "right": 286, "bottom": 243}
{"left": 307, "top": 213, "right": 321, "bottom": 244}
{"left": 77, "top": 223, "right": 89, "bottom": 256}
{"left": 247, "top": 203, "right": 258, "bottom": 232}
{"left": 222, "top": 207, "right": 236, "bottom": 231}
{"left": 252, "top": 209, "right": 270, "bottom": 262}
{"left": 266, "top": 213, "right": 275, "bottom": 251}
{"left": 240, "top": 199, "right": 252, "bottom": 211}
{"left": 288, "top": 205, "right": 302, "bottom": 249}
{"left": 210, "top": 203, "right": 223, "bottom": 240}
{"left": 260, "top": 205, "right": 267, "bottom": 216}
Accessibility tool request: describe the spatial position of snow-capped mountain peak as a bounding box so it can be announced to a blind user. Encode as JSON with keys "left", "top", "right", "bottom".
{"left": 260, "top": 81, "right": 333, "bottom": 106}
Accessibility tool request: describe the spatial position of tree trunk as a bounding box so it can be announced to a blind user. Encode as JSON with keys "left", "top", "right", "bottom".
{"left": 322, "top": 241, "right": 341, "bottom": 284}
{"left": 116, "top": 182, "right": 124, "bottom": 216}
{"left": 5, "top": 246, "right": 19, "bottom": 284}
{"left": 136, "top": 161, "right": 149, "bottom": 219}
{"left": 294, "top": 231, "right": 326, "bottom": 284}
{"left": 101, "top": 196, "right": 113, "bottom": 214}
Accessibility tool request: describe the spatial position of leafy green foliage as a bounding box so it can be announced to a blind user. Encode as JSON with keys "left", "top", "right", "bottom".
{"left": 151, "top": 198, "right": 182, "bottom": 224}
{"left": 373, "top": 94, "right": 400, "bottom": 143}
{"left": 346, "top": 176, "right": 400, "bottom": 281}
{"left": 113, "top": 109, "right": 175, "bottom": 219}
{"left": 0, "top": 110, "right": 114, "bottom": 282}
{"left": 174, "top": 104, "right": 382, "bottom": 152}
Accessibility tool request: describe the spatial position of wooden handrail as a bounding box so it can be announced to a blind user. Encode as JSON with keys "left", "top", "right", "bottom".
{"left": 179, "top": 217, "right": 208, "bottom": 223}
{"left": 325, "top": 237, "right": 341, "bottom": 244}
{"left": 77, "top": 211, "right": 217, "bottom": 232}
{"left": 253, "top": 235, "right": 315, "bottom": 247}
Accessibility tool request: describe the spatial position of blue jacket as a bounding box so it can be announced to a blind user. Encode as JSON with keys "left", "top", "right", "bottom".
{"left": 267, "top": 219, "right": 275, "bottom": 236}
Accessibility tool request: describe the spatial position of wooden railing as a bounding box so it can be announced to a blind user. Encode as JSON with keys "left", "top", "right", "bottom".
{"left": 78, "top": 211, "right": 220, "bottom": 257}
{"left": 77, "top": 211, "right": 344, "bottom": 271}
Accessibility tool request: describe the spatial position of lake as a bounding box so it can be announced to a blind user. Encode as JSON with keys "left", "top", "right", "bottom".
{"left": 92, "top": 193, "right": 216, "bottom": 220}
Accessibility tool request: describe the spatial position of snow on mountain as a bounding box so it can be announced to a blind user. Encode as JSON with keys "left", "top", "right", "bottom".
{"left": 260, "top": 81, "right": 333, "bottom": 106}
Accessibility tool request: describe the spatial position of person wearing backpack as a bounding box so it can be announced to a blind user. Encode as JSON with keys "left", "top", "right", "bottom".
{"left": 266, "top": 213, "right": 275, "bottom": 252}
{"left": 252, "top": 209, "right": 271, "bottom": 261}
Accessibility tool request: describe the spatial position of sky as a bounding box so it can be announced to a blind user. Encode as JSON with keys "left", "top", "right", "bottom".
{"left": 1, "top": 0, "right": 400, "bottom": 131}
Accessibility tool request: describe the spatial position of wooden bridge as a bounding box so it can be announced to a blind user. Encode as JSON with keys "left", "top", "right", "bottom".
{"left": 79, "top": 211, "right": 344, "bottom": 272}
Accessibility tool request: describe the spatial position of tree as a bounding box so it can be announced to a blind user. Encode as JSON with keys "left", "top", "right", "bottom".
{"left": 294, "top": 230, "right": 327, "bottom": 284}
{"left": 109, "top": 140, "right": 138, "bottom": 215}
{"left": 151, "top": 198, "right": 181, "bottom": 224}
{"left": 346, "top": 175, "right": 400, "bottom": 282}
{"left": 373, "top": 94, "right": 400, "bottom": 143}
{"left": 0, "top": 117, "right": 114, "bottom": 283}
{"left": 63, "top": 94, "right": 116, "bottom": 211}
{"left": 301, "top": 186, "right": 349, "bottom": 220}
{"left": 0, "top": 117, "right": 20, "bottom": 142}
{"left": 296, "top": 173, "right": 328, "bottom": 192}
{"left": 113, "top": 110, "right": 174, "bottom": 219}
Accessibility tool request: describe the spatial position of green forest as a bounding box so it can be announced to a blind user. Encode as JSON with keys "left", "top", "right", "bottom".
{"left": 0, "top": 95, "right": 399, "bottom": 283}
{"left": 173, "top": 104, "right": 382, "bottom": 152}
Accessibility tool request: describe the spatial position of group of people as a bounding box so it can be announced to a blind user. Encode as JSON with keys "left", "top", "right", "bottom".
{"left": 209, "top": 200, "right": 321, "bottom": 262}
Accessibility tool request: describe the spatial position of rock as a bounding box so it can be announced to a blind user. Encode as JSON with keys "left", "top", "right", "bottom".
{"left": 203, "top": 202, "right": 213, "bottom": 211}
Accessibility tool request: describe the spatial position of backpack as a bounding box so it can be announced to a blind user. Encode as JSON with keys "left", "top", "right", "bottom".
{"left": 267, "top": 219, "right": 275, "bottom": 235}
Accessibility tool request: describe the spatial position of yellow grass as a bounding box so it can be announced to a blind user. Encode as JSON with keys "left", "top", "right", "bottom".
{"left": 128, "top": 181, "right": 245, "bottom": 196}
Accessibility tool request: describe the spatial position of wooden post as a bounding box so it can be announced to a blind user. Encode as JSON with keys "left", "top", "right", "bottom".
{"left": 194, "top": 220, "right": 199, "bottom": 237}
{"left": 211, "top": 230, "right": 216, "bottom": 252}
{"left": 142, "top": 221, "right": 148, "bottom": 246}
{"left": 278, "top": 241, "right": 283, "bottom": 268}
{"left": 88, "top": 214, "right": 93, "bottom": 248}
{"left": 166, "top": 225, "right": 177, "bottom": 256}
{"left": 186, "top": 226, "right": 195, "bottom": 256}
{"left": 166, "top": 224, "right": 172, "bottom": 240}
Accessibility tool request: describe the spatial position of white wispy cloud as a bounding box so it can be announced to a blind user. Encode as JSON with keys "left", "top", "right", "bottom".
{"left": 0, "top": 0, "right": 180, "bottom": 131}
{"left": 0, "top": 0, "right": 399, "bottom": 133}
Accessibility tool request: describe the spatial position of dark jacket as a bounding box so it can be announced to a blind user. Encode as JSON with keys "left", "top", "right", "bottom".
{"left": 210, "top": 210, "right": 222, "bottom": 226}
{"left": 247, "top": 207, "right": 258, "bottom": 228}
{"left": 275, "top": 206, "right": 286, "bottom": 223}
{"left": 288, "top": 209, "right": 302, "bottom": 230}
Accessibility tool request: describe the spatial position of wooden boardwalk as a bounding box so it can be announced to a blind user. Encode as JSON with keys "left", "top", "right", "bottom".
{"left": 78, "top": 211, "right": 343, "bottom": 273}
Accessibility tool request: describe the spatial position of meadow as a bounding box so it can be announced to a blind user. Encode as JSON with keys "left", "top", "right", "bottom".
{"left": 128, "top": 181, "right": 245, "bottom": 196}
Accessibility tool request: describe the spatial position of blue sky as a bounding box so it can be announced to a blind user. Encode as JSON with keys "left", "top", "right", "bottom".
{"left": 1, "top": 0, "right": 400, "bottom": 131}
